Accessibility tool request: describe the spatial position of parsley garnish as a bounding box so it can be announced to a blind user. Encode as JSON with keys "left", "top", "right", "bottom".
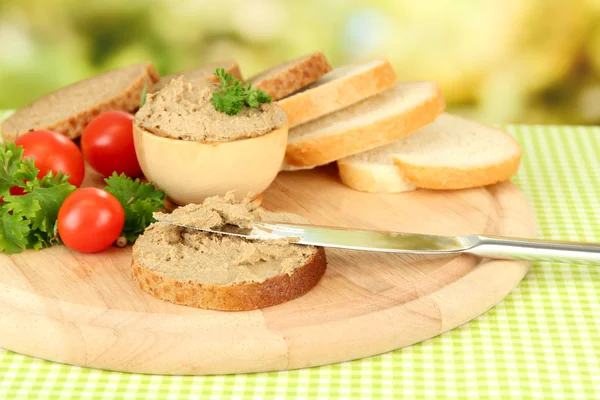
{"left": 0, "top": 143, "right": 76, "bottom": 253}
{"left": 210, "top": 68, "right": 272, "bottom": 115}
{"left": 140, "top": 80, "right": 149, "bottom": 107}
{"left": 104, "top": 173, "right": 166, "bottom": 243}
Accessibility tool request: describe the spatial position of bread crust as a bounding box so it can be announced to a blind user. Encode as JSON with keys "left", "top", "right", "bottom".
{"left": 337, "top": 162, "right": 417, "bottom": 193}
{"left": 393, "top": 150, "right": 522, "bottom": 190}
{"left": 131, "top": 245, "right": 327, "bottom": 311}
{"left": 285, "top": 87, "right": 445, "bottom": 167}
{"left": 277, "top": 60, "right": 396, "bottom": 128}
{"left": 1, "top": 62, "right": 160, "bottom": 141}
{"left": 249, "top": 52, "right": 332, "bottom": 101}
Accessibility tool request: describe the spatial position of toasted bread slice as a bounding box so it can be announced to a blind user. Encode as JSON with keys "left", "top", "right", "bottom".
{"left": 153, "top": 60, "right": 242, "bottom": 92}
{"left": 1, "top": 62, "right": 159, "bottom": 141}
{"left": 285, "top": 82, "right": 445, "bottom": 167}
{"left": 277, "top": 59, "right": 396, "bottom": 128}
{"left": 338, "top": 113, "right": 522, "bottom": 191}
{"left": 248, "top": 52, "right": 332, "bottom": 100}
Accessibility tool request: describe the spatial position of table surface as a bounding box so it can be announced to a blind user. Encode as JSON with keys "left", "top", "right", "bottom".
{"left": 1, "top": 110, "right": 599, "bottom": 399}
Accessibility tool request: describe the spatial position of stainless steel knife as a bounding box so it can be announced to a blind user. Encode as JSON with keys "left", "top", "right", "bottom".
{"left": 155, "top": 219, "right": 600, "bottom": 264}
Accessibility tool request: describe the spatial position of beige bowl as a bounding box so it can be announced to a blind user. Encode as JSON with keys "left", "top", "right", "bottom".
{"left": 133, "top": 123, "right": 288, "bottom": 205}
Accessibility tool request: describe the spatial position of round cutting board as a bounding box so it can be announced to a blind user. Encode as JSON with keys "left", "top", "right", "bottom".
{"left": 0, "top": 166, "right": 535, "bottom": 375}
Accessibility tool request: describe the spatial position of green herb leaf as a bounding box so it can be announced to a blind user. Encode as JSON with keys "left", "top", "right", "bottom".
{"left": 30, "top": 184, "right": 76, "bottom": 233}
{"left": 37, "top": 170, "right": 71, "bottom": 188}
{"left": 104, "top": 173, "right": 166, "bottom": 243}
{"left": 0, "top": 142, "right": 77, "bottom": 253}
{"left": 210, "top": 92, "right": 244, "bottom": 116}
{"left": 0, "top": 211, "right": 31, "bottom": 254}
{"left": 140, "top": 80, "right": 149, "bottom": 107}
{"left": 4, "top": 182, "right": 75, "bottom": 248}
{"left": 255, "top": 89, "right": 272, "bottom": 104}
{"left": 3, "top": 193, "right": 41, "bottom": 219}
{"left": 0, "top": 143, "right": 38, "bottom": 196}
{"left": 211, "top": 68, "right": 272, "bottom": 115}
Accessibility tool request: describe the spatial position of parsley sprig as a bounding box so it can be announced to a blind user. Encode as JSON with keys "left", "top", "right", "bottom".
{"left": 211, "top": 68, "right": 272, "bottom": 115}
{"left": 104, "top": 173, "right": 166, "bottom": 243}
{"left": 0, "top": 143, "right": 76, "bottom": 253}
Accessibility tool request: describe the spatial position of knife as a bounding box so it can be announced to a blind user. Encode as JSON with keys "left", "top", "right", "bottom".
{"left": 155, "top": 219, "right": 600, "bottom": 264}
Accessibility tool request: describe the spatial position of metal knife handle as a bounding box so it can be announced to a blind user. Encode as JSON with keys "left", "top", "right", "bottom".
{"left": 467, "top": 235, "right": 600, "bottom": 264}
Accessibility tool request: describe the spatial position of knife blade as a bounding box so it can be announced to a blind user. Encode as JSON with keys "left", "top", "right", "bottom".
{"left": 154, "top": 219, "right": 477, "bottom": 254}
{"left": 154, "top": 219, "right": 600, "bottom": 263}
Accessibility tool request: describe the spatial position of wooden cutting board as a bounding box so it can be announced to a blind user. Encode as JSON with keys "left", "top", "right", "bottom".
{"left": 0, "top": 166, "right": 535, "bottom": 375}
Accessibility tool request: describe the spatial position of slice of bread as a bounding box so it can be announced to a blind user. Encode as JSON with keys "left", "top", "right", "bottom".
{"left": 132, "top": 194, "right": 327, "bottom": 311}
{"left": 280, "top": 159, "right": 317, "bottom": 171}
{"left": 285, "top": 81, "right": 445, "bottom": 167}
{"left": 277, "top": 59, "right": 396, "bottom": 128}
{"left": 337, "top": 161, "right": 417, "bottom": 193}
{"left": 153, "top": 60, "right": 242, "bottom": 92}
{"left": 1, "top": 62, "right": 159, "bottom": 141}
{"left": 391, "top": 114, "right": 522, "bottom": 189}
{"left": 338, "top": 113, "right": 522, "bottom": 191}
{"left": 248, "top": 52, "right": 332, "bottom": 101}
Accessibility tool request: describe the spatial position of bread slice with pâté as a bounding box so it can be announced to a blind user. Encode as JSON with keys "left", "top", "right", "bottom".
{"left": 132, "top": 192, "right": 327, "bottom": 311}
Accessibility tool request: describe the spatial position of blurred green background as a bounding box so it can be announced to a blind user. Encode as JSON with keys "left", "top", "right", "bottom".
{"left": 1, "top": 0, "right": 600, "bottom": 124}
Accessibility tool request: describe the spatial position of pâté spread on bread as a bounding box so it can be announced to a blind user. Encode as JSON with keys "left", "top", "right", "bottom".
{"left": 135, "top": 75, "right": 287, "bottom": 142}
{"left": 132, "top": 192, "right": 327, "bottom": 311}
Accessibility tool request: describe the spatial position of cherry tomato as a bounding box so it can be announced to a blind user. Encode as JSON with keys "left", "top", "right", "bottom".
{"left": 14, "top": 130, "right": 85, "bottom": 187}
{"left": 9, "top": 186, "right": 26, "bottom": 196}
{"left": 81, "top": 111, "right": 142, "bottom": 178}
{"left": 0, "top": 186, "right": 24, "bottom": 203}
{"left": 58, "top": 188, "right": 125, "bottom": 253}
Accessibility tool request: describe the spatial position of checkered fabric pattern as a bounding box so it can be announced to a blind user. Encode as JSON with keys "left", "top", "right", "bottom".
{"left": 1, "top": 113, "right": 599, "bottom": 399}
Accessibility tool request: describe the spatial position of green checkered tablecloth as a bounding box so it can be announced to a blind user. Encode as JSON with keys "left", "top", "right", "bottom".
{"left": 1, "top": 110, "right": 599, "bottom": 399}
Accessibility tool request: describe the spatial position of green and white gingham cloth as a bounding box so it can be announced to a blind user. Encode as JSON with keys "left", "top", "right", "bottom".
{"left": 0, "top": 112, "right": 599, "bottom": 399}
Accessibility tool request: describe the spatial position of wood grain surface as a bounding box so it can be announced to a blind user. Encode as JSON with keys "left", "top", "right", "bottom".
{"left": 0, "top": 165, "right": 536, "bottom": 375}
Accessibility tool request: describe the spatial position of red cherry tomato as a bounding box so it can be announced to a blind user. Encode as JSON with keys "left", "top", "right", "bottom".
{"left": 58, "top": 188, "right": 125, "bottom": 253}
{"left": 14, "top": 130, "right": 85, "bottom": 187}
{"left": 0, "top": 186, "right": 24, "bottom": 203}
{"left": 9, "top": 186, "right": 26, "bottom": 196}
{"left": 81, "top": 111, "right": 142, "bottom": 178}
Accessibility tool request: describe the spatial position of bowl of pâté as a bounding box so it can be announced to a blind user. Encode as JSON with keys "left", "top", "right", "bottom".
{"left": 133, "top": 70, "right": 288, "bottom": 205}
